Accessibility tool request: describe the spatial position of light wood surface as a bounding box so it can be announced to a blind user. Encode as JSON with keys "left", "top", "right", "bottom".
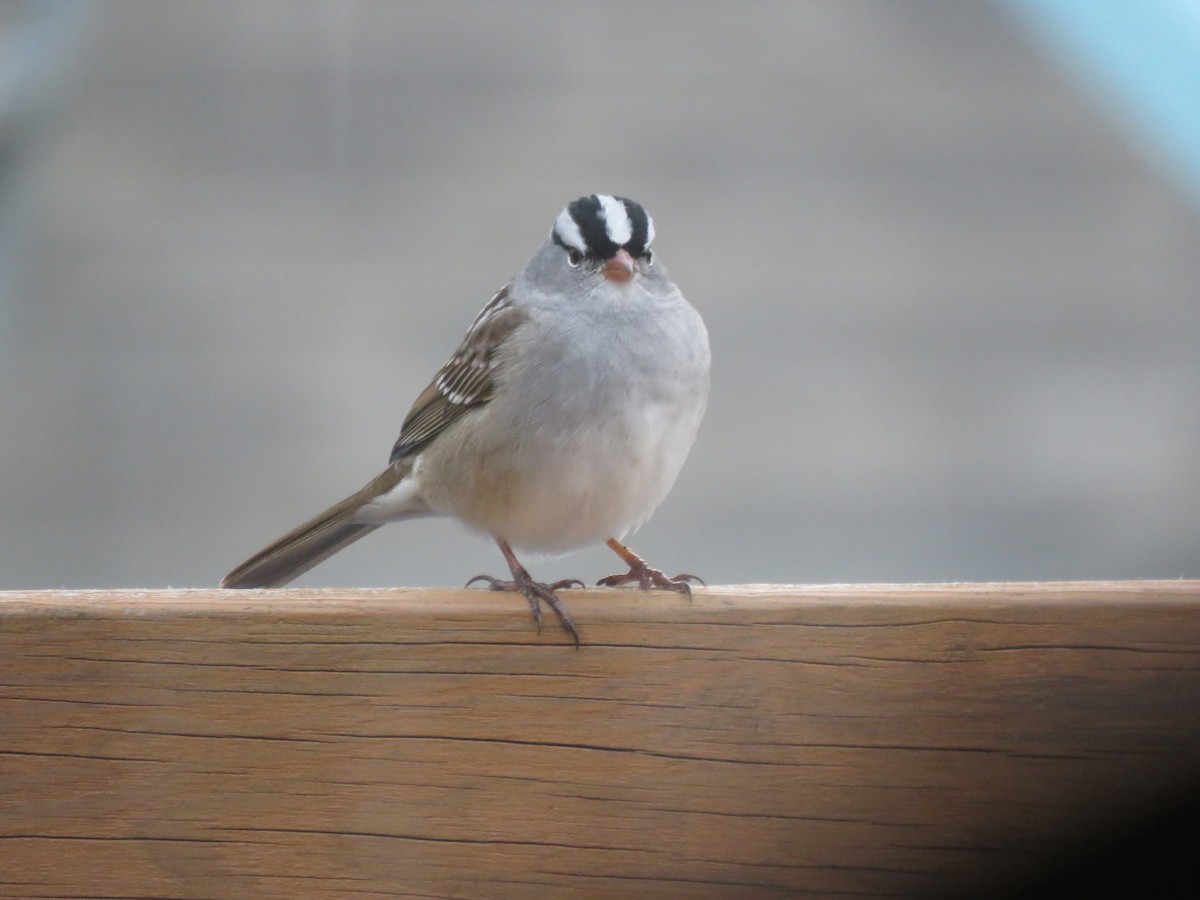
{"left": 3, "top": 582, "right": 1199, "bottom": 898}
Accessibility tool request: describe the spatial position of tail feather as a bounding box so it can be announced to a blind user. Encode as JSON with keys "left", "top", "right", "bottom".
{"left": 221, "top": 462, "right": 410, "bottom": 589}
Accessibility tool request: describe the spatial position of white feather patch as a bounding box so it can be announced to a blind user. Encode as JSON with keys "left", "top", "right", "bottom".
{"left": 553, "top": 207, "right": 586, "bottom": 252}
{"left": 645, "top": 212, "right": 655, "bottom": 248}
{"left": 353, "top": 473, "right": 427, "bottom": 524}
{"left": 598, "top": 194, "right": 632, "bottom": 246}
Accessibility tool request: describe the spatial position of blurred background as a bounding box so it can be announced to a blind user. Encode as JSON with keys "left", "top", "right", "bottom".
{"left": 1, "top": 0, "right": 1197, "bottom": 591}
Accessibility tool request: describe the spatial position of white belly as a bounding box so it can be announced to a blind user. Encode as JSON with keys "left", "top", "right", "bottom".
{"left": 417, "top": 309, "right": 705, "bottom": 554}
{"left": 502, "top": 401, "right": 698, "bottom": 552}
{"left": 417, "top": 384, "right": 704, "bottom": 554}
{"left": 407, "top": 278, "right": 710, "bottom": 555}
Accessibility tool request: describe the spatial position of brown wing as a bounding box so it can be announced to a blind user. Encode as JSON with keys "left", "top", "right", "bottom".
{"left": 390, "top": 285, "right": 526, "bottom": 462}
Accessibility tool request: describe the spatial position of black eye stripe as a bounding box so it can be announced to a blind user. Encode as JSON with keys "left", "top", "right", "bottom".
{"left": 569, "top": 196, "right": 617, "bottom": 259}
{"left": 622, "top": 198, "right": 649, "bottom": 258}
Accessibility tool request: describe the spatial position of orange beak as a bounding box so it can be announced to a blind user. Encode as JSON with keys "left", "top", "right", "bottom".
{"left": 602, "top": 248, "right": 637, "bottom": 282}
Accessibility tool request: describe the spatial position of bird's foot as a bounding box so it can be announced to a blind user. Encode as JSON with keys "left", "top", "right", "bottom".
{"left": 466, "top": 573, "right": 584, "bottom": 647}
{"left": 598, "top": 538, "right": 703, "bottom": 598}
{"left": 596, "top": 562, "right": 704, "bottom": 599}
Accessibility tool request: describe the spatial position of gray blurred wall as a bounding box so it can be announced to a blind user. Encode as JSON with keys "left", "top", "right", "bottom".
{"left": 2, "top": 0, "right": 1197, "bottom": 590}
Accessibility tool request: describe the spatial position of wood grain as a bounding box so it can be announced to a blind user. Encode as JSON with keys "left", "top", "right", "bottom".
{"left": 2, "top": 582, "right": 1199, "bottom": 898}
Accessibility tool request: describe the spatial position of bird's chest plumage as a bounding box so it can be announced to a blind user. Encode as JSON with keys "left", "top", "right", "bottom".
{"left": 423, "top": 290, "right": 709, "bottom": 553}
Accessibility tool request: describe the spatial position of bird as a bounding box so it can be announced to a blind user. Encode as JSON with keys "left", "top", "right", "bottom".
{"left": 221, "top": 194, "right": 710, "bottom": 645}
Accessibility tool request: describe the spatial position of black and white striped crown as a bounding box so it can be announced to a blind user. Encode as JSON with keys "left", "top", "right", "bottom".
{"left": 551, "top": 194, "right": 655, "bottom": 260}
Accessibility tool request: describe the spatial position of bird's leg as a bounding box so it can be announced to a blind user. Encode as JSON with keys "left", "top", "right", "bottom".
{"left": 597, "top": 537, "right": 704, "bottom": 599}
{"left": 466, "top": 538, "right": 583, "bottom": 646}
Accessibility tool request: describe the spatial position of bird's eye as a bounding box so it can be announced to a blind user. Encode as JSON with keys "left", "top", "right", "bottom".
{"left": 566, "top": 248, "right": 583, "bottom": 267}
{"left": 643, "top": 248, "right": 654, "bottom": 267}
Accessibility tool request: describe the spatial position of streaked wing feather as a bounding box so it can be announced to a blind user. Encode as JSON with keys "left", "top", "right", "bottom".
{"left": 390, "top": 285, "right": 525, "bottom": 462}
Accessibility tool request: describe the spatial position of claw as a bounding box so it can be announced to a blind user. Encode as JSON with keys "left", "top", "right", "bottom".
{"left": 597, "top": 568, "right": 700, "bottom": 598}
{"left": 598, "top": 538, "right": 703, "bottom": 600}
{"left": 465, "top": 574, "right": 505, "bottom": 590}
{"left": 467, "top": 541, "right": 582, "bottom": 647}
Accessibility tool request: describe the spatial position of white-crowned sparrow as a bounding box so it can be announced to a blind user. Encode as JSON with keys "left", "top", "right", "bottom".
{"left": 222, "top": 194, "right": 710, "bottom": 645}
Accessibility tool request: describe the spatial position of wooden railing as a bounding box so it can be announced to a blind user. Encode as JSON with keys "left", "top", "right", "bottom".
{"left": 3, "top": 582, "right": 1199, "bottom": 897}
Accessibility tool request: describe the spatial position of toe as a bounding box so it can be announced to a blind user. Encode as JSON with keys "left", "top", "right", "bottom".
{"left": 550, "top": 578, "right": 586, "bottom": 591}
{"left": 466, "top": 574, "right": 510, "bottom": 591}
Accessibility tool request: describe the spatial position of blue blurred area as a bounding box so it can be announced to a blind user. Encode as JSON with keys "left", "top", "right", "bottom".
{"left": 1005, "top": 0, "right": 1200, "bottom": 215}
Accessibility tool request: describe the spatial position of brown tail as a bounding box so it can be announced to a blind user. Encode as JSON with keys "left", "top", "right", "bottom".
{"left": 221, "top": 463, "right": 411, "bottom": 589}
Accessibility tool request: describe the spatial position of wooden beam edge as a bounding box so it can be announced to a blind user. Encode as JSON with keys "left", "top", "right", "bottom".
{"left": 1, "top": 579, "right": 1197, "bottom": 618}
